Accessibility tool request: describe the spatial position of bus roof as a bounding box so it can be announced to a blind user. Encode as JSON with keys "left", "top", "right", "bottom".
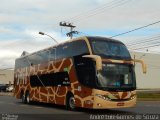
{"left": 16, "top": 36, "right": 123, "bottom": 59}
{"left": 87, "top": 36, "right": 124, "bottom": 44}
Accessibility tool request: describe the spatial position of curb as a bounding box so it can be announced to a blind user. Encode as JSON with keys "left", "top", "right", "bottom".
{"left": 0, "top": 92, "right": 13, "bottom": 96}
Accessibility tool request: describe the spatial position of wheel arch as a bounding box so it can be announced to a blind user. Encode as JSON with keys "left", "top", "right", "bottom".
{"left": 20, "top": 90, "right": 24, "bottom": 99}
{"left": 66, "top": 91, "right": 74, "bottom": 105}
{"left": 65, "top": 91, "right": 76, "bottom": 110}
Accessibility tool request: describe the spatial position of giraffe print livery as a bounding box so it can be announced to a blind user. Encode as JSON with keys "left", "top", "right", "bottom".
{"left": 14, "top": 58, "right": 136, "bottom": 109}
{"left": 14, "top": 36, "right": 139, "bottom": 109}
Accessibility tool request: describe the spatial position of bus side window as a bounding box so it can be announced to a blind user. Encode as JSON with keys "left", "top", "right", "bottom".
{"left": 28, "top": 54, "right": 38, "bottom": 65}
{"left": 49, "top": 48, "right": 56, "bottom": 61}
{"left": 15, "top": 57, "right": 29, "bottom": 69}
{"left": 56, "top": 43, "right": 72, "bottom": 60}
{"left": 71, "top": 40, "right": 89, "bottom": 56}
{"left": 38, "top": 50, "right": 50, "bottom": 63}
{"left": 28, "top": 50, "right": 50, "bottom": 65}
{"left": 56, "top": 45, "right": 63, "bottom": 60}
{"left": 30, "top": 72, "right": 70, "bottom": 87}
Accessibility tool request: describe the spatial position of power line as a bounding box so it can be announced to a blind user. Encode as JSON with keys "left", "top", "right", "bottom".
{"left": 127, "top": 36, "right": 160, "bottom": 48}
{"left": 110, "top": 20, "right": 160, "bottom": 38}
{"left": 66, "top": 0, "right": 116, "bottom": 21}
{"left": 126, "top": 34, "right": 160, "bottom": 46}
{"left": 67, "top": 0, "right": 120, "bottom": 21}
{"left": 77, "top": 0, "right": 131, "bottom": 23}
{"left": 62, "top": 0, "right": 132, "bottom": 38}
{"left": 126, "top": 33, "right": 160, "bottom": 52}
{"left": 131, "top": 42, "right": 160, "bottom": 50}
{"left": 127, "top": 37, "right": 160, "bottom": 50}
{"left": 66, "top": 0, "right": 131, "bottom": 23}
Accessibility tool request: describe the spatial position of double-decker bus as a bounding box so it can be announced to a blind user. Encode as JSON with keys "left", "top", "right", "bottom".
{"left": 14, "top": 36, "right": 146, "bottom": 110}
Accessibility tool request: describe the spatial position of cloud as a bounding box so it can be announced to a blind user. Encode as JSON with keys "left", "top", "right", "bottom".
{"left": 0, "top": 0, "right": 160, "bottom": 68}
{"left": 0, "top": 28, "right": 68, "bottom": 68}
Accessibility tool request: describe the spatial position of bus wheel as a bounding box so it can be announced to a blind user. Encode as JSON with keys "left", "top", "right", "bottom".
{"left": 26, "top": 92, "right": 30, "bottom": 104}
{"left": 67, "top": 94, "right": 75, "bottom": 110}
{"left": 21, "top": 94, "right": 26, "bottom": 103}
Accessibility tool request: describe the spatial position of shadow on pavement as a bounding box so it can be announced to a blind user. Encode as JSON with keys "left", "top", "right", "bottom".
{"left": 16, "top": 100, "right": 136, "bottom": 114}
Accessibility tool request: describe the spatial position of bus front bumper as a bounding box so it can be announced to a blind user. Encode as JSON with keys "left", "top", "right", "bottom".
{"left": 92, "top": 96, "right": 136, "bottom": 109}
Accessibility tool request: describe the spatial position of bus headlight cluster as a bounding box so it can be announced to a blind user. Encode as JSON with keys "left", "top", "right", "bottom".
{"left": 96, "top": 94, "right": 111, "bottom": 101}
{"left": 130, "top": 95, "right": 136, "bottom": 100}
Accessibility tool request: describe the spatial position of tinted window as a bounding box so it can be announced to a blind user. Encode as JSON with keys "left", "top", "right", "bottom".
{"left": 15, "top": 40, "right": 89, "bottom": 68}
{"left": 74, "top": 56, "right": 97, "bottom": 88}
{"left": 15, "top": 57, "right": 30, "bottom": 69}
{"left": 49, "top": 48, "right": 56, "bottom": 61}
{"left": 97, "top": 64, "right": 136, "bottom": 91}
{"left": 72, "top": 40, "right": 89, "bottom": 56}
{"left": 56, "top": 43, "right": 72, "bottom": 59}
{"left": 56, "top": 45, "right": 63, "bottom": 60}
{"left": 28, "top": 50, "right": 50, "bottom": 65}
{"left": 39, "top": 50, "right": 50, "bottom": 63}
{"left": 56, "top": 40, "right": 89, "bottom": 60}
{"left": 30, "top": 72, "right": 70, "bottom": 87}
{"left": 90, "top": 39, "right": 131, "bottom": 60}
{"left": 28, "top": 54, "right": 39, "bottom": 65}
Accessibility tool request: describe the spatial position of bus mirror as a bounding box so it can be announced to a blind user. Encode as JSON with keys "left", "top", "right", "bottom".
{"left": 82, "top": 55, "right": 102, "bottom": 71}
{"left": 133, "top": 59, "right": 147, "bottom": 74}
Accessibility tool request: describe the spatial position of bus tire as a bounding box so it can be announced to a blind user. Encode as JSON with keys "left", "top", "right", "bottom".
{"left": 25, "top": 91, "right": 30, "bottom": 104}
{"left": 21, "top": 94, "right": 26, "bottom": 103}
{"left": 66, "top": 94, "right": 76, "bottom": 110}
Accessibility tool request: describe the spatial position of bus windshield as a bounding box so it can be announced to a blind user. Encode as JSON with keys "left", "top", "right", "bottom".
{"left": 97, "top": 63, "right": 136, "bottom": 91}
{"left": 90, "top": 39, "right": 131, "bottom": 60}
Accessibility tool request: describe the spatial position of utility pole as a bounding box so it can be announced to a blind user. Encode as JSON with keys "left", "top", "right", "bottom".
{"left": 59, "top": 22, "right": 78, "bottom": 39}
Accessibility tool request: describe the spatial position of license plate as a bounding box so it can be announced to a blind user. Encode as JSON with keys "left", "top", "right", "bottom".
{"left": 117, "top": 102, "right": 124, "bottom": 106}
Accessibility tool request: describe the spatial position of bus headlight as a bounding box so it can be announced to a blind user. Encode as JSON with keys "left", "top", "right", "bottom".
{"left": 130, "top": 95, "right": 136, "bottom": 100}
{"left": 95, "top": 94, "right": 111, "bottom": 101}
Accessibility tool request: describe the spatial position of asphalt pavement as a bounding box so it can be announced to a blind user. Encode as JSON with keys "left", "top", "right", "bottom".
{"left": 0, "top": 95, "right": 159, "bottom": 120}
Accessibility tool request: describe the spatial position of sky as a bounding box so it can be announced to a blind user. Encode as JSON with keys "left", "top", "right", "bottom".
{"left": 0, "top": 0, "right": 160, "bottom": 68}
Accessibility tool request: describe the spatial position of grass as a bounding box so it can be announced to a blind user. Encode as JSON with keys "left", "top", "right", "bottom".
{"left": 137, "top": 92, "right": 160, "bottom": 101}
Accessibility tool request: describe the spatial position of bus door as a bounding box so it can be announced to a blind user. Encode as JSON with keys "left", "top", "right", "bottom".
{"left": 74, "top": 55, "right": 96, "bottom": 98}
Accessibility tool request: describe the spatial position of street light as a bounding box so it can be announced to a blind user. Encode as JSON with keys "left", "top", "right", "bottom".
{"left": 39, "top": 32, "right": 58, "bottom": 44}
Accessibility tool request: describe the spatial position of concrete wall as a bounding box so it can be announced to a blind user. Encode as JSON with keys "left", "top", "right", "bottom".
{"left": 130, "top": 52, "right": 160, "bottom": 89}
{"left": 0, "top": 70, "right": 14, "bottom": 84}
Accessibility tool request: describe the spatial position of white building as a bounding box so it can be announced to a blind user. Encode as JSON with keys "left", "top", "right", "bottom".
{"left": 0, "top": 69, "right": 14, "bottom": 85}
{"left": 130, "top": 52, "right": 160, "bottom": 89}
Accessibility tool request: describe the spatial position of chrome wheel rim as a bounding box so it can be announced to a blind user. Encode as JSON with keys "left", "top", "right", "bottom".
{"left": 26, "top": 94, "right": 30, "bottom": 103}
{"left": 69, "top": 97, "right": 75, "bottom": 109}
{"left": 22, "top": 95, "right": 25, "bottom": 103}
